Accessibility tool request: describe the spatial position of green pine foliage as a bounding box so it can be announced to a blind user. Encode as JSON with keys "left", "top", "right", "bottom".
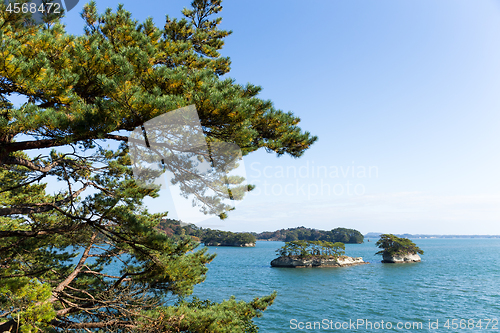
{"left": 140, "top": 293, "right": 277, "bottom": 333}
{"left": 0, "top": 0, "right": 316, "bottom": 331}
{"left": 276, "top": 240, "right": 346, "bottom": 259}
{"left": 375, "top": 234, "right": 424, "bottom": 256}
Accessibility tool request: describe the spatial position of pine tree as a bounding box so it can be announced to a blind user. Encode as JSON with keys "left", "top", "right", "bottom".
{"left": 0, "top": 0, "right": 317, "bottom": 331}
{"left": 375, "top": 234, "right": 424, "bottom": 256}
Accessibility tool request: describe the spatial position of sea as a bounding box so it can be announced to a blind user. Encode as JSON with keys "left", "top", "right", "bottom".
{"left": 190, "top": 239, "right": 500, "bottom": 332}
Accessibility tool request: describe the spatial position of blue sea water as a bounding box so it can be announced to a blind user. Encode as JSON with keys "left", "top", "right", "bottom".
{"left": 191, "top": 239, "right": 500, "bottom": 332}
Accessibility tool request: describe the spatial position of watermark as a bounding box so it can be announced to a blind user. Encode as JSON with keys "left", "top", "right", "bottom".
{"left": 3, "top": 0, "right": 79, "bottom": 24}
{"left": 251, "top": 179, "right": 366, "bottom": 199}
{"left": 127, "top": 106, "right": 378, "bottom": 221}
{"left": 249, "top": 161, "right": 378, "bottom": 200}
{"left": 128, "top": 105, "right": 248, "bottom": 225}
{"left": 249, "top": 161, "right": 378, "bottom": 180}
{"left": 289, "top": 318, "right": 499, "bottom": 330}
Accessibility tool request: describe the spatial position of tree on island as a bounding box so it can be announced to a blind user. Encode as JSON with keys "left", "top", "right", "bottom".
{"left": 0, "top": 0, "right": 317, "bottom": 331}
{"left": 375, "top": 234, "right": 424, "bottom": 257}
{"left": 276, "top": 240, "right": 346, "bottom": 259}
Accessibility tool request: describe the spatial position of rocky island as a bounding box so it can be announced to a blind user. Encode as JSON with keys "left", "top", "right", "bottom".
{"left": 381, "top": 252, "right": 421, "bottom": 263}
{"left": 270, "top": 240, "right": 368, "bottom": 268}
{"left": 271, "top": 255, "right": 366, "bottom": 267}
{"left": 375, "top": 234, "right": 423, "bottom": 263}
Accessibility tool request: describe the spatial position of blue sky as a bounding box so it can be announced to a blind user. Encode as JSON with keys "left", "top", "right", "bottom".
{"left": 55, "top": 0, "right": 500, "bottom": 234}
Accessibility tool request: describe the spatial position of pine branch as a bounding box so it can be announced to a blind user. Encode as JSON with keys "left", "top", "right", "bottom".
{"left": 51, "top": 318, "right": 136, "bottom": 329}
{"left": 49, "top": 232, "right": 97, "bottom": 303}
{"left": 2, "top": 155, "right": 62, "bottom": 172}
{"left": 0, "top": 182, "right": 91, "bottom": 216}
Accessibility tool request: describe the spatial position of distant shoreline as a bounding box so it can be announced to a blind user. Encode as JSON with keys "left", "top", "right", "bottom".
{"left": 257, "top": 235, "right": 500, "bottom": 241}
{"left": 364, "top": 233, "right": 500, "bottom": 239}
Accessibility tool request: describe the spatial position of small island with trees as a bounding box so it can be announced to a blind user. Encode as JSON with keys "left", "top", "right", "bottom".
{"left": 270, "top": 240, "right": 367, "bottom": 268}
{"left": 376, "top": 234, "right": 424, "bottom": 263}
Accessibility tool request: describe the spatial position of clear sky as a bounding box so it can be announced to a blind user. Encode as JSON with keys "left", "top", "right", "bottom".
{"left": 56, "top": 0, "right": 500, "bottom": 234}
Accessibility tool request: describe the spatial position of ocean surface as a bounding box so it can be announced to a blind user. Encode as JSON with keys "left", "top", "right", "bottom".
{"left": 191, "top": 239, "right": 500, "bottom": 332}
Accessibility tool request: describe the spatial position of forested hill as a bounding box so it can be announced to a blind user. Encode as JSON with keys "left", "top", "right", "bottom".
{"left": 365, "top": 232, "right": 500, "bottom": 239}
{"left": 157, "top": 218, "right": 256, "bottom": 246}
{"left": 253, "top": 227, "right": 364, "bottom": 244}
{"left": 156, "top": 220, "right": 363, "bottom": 245}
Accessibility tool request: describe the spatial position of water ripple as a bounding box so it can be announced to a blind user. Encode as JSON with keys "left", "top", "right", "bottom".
{"left": 191, "top": 239, "right": 500, "bottom": 332}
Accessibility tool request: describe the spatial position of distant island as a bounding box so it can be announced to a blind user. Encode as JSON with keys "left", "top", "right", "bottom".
{"left": 203, "top": 229, "right": 256, "bottom": 247}
{"left": 253, "top": 227, "right": 364, "bottom": 244}
{"left": 366, "top": 232, "right": 500, "bottom": 239}
{"left": 156, "top": 220, "right": 365, "bottom": 247}
{"left": 375, "top": 234, "right": 423, "bottom": 263}
{"left": 157, "top": 218, "right": 256, "bottom": 247}
{"left": 271, "top": 240, "right": 367, "bottom": 268}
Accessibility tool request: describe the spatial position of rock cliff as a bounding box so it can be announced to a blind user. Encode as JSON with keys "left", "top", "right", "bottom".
{"left": 270, "top": 256, "right": 367, "bottom": 268}
{"left": 382, "top": 252, "right": 421, "bottom": 263}
{"left": 205, "top": 242, "right": 255, "bottom": 247}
